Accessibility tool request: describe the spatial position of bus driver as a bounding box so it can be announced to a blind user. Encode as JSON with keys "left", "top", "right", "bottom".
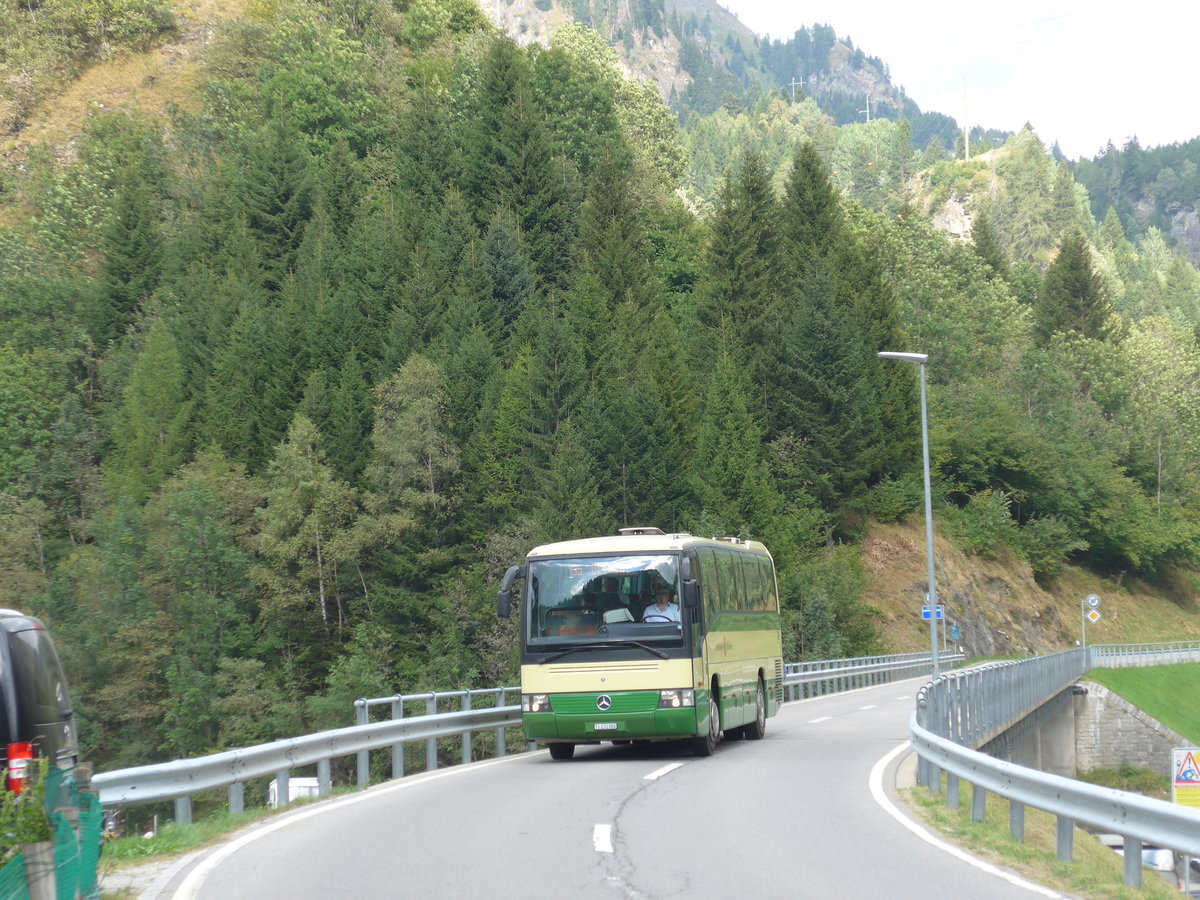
{"left": 642, "top": 582, "right": 680, "bottom": 622}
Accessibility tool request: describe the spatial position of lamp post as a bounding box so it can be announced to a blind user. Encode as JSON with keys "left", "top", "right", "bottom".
{"left": 878, "top": 351, "right": 939, "bottom": 678}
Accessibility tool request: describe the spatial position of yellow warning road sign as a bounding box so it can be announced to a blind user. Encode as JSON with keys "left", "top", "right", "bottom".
{"left": 1173, "top": 748, "right": 1200, "bottom": 810}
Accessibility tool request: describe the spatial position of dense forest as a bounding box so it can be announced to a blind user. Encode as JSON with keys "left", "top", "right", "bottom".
{"left": 2, "top": 0, "right": 1200, "bottom": 775}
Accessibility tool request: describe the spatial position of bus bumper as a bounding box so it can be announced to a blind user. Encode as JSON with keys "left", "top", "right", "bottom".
{"left": 523, "top": 706, "right": 700, "bottom": 741}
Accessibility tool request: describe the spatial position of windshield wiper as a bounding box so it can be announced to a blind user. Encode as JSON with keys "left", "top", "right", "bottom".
{"left": 542, "top": 640, "right": 669, "bottom": 662}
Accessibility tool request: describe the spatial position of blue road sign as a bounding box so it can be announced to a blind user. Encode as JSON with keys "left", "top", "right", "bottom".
{"left": 921, "top": 605, "right": 944, "bottom": 620}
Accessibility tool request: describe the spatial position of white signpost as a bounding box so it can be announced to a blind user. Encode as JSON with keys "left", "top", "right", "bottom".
{"left": 1081, "top": 594, "right": 1101, "bottom": 648}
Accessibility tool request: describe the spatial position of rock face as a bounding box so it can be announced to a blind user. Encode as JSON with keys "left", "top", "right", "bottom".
{"left": 862, "top": 523, "right": 1074, "bottom": 659}
{"left": 1169, "top": 204, "right": 1200, "bottom": 264}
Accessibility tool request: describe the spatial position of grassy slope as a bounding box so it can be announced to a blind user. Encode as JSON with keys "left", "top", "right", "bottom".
{"left": 1087, "top": 664, "right": 1200, "bottom": 745}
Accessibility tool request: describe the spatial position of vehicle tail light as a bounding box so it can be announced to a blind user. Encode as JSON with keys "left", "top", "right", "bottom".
{"left": 6, "top": 742, "right": 33, "bottom": 793}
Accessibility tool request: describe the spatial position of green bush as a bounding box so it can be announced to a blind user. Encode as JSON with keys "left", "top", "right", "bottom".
{"left": 943, "top": 489, "right": 1016, "bottom": 557}
{"left": 1011, "top": 515, "right": 1088, "bottom": 583}
{"left": 0, "top": 760, "right": 53, "bottom": 866}
{"left": 863, "top": 474, "right": 922, "bottom": 523}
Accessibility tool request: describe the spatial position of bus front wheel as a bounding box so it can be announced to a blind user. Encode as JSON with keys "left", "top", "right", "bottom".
{"left": 692, "top": 691, "right": 720, "bottom": 757}
{"left": 548, "top": 742, "right": 575, "bottom": 760}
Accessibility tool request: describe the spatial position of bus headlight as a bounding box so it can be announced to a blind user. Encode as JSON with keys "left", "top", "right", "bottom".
{"left": 657, "top": 689, "right": 694, "bottom": 709}
{"left": 522, "top": 693, "right": 552, "bottom": 713}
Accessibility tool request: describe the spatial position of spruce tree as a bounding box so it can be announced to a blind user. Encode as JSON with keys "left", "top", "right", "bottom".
{"left": 970, "top": 208, "right": 1009, "bottom": 278}
{"left": 93, "top": 172, "right": 162, "bottom": 347}
{"left": 238, "top": 118, "right": 315, "bottom": 292}
{"left": 535, "top": 420, "right": 611, "bottom": 544}
{"left": 104, "top": 317, "right": 191, "bottom": 503}
{"left": 1035, "top": 227, "right": 1113, "bottom": 342}
{"left": 780, "top": 141, "right": 842, "bottom": 267}
{"left": 698, "top": 151, "right": 780, "bottom": 361}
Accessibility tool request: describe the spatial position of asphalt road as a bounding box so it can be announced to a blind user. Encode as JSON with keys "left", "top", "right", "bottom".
{"left": 157, "top": 676, "right": 1074, "bottom": 899}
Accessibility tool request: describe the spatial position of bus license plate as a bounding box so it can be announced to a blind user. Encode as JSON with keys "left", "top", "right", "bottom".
{"left": 593, "top": 722, "right": 618, "bottom": 731}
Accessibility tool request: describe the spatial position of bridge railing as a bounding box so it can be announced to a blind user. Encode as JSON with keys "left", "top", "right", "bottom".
{"left": 783, "top": 650, "right": 963, "bottom": 700}
{"left": 92, "top": 650, "right": 949, "bottom": 821}
{"left": 911, "top": 641, "right": 1200, "bottom": 889}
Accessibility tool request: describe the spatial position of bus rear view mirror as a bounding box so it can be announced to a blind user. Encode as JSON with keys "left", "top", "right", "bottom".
{"left": 680, "top": 580, "right": 699, "bottom": 609}
{"left": 497, "top": 565, "right": 525, "bottom": 618}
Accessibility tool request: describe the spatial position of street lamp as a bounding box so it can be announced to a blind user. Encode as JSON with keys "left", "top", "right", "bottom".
{"left": 878, "top": 351, "right": 939, "bottom": 677}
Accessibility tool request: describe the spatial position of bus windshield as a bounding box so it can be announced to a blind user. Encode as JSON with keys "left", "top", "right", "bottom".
{"left": 526, "top": 554, "right": 682, "bottom": 645}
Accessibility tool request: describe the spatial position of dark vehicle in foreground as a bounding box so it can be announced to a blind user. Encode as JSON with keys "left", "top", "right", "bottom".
{"left": 0, "top": 609, "right": 78, "bottom": 792}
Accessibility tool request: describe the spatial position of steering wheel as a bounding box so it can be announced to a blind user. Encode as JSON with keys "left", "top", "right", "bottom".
{"left": 642, "top": 614, "right": 673, "bottom": 622}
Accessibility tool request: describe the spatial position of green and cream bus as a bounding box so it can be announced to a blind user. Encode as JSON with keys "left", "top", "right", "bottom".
{"left": 497, "top": 527, "right": 783, "bottom": 759}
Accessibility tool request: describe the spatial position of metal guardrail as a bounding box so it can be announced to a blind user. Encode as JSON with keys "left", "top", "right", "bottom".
{"left": 94, "top": 702, "right": 521, "bottom": 824}
{"left": 783, "top": 651, "right": 963, "bottom": 700}
{"left": 92, "top": 651, "right": 948, "bottom": 820}
{"left": 1089, "top": 641, "right": 1200, "bottom": 667}
{"left": 351, "top": 687, "right": 522, "bottom": 789}
{"left": 910, "top": 642, "right": 1200, "bottom": 889}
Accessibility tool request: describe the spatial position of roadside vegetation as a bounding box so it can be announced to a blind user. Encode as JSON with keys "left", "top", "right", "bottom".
{"left": 906, "top": 782, "right": 1183, "bottom": 900}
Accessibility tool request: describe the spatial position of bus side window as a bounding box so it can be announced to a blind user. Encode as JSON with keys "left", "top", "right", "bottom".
{"left": 760, "top": 556, "right": 779, "bottom": 612}
{"left": 699, "top": 547, "right": 720, "bottom": 625}
{"left": 715, "top": 548, "right": 738, "bottom": 612}
{"left": 743, "top": 553, "right": 762, "bottom": 610}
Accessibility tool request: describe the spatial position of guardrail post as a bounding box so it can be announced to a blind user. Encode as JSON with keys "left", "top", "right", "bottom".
{"left": 391, "top": 695, "right": 404, "bottom": 779}
{"left": 970, "top": 784, "right": 986, "bottom": 822}
{"left": 355, "top": 698, "right": 369, "bottom": 790}
{"left": 174, "top": 796, "right": 192, "bottom": 826}
{"left": 945, "top": 772, "right": 959, "bottom": 808}
{"left": 318, "top": 758, "right": 331, "bottom": 796}
{"left": 1123, "top": 837, "right": 1143, "bottom": 888}
{"left": 495, "top": 689, "right": 506, "bottom": 757}
{"left": 276, "top": 770, "right": 290, "bottom": 809}
{"left": 228, "top": 782, "right": 244, "bottom": 815}
{"left": 462, "top": 692, "right": 473, "bottom": 765}
{"left": 1009, "top": 800, "right": 1024, "bottom": 842}
{"left": 426, "top": 694, "right": 438, "bottom": 771}
{"left": 1055, "top": 816, "right": 1073, "bottom": 861}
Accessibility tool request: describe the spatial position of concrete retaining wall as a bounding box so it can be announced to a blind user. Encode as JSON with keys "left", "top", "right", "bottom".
{"left": 1073, "top": 681, "right": 1190, "bottom": 778}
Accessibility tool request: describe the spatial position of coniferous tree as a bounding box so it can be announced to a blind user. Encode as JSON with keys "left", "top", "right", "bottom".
{"left": 528, "top": 310, "right": 587, "bottom": 466}
{"left": 239, "top": 118, "right": 315, "bottom": 292}
{"left": 535, "top": 420, "right": 611, "bottom": 543}
{"left": 698, "top": 151, "right": 779, "bottom": 363}
{"left": 461, "top": 37, "right": 576, "bottom": 289}
{"left": 93, "top": 171, "right": 162, "bottom": 347}
{"left": 483, "top": 212, "right": 536, "bottom": 341}
{"left": 779, "top": 141, "right": 842, "bottom": 266}
{"left": 202, "top": 302, "right": 293, "bottom": 470}
{"left": 970, "top": 208, "right": 1009, "bottom": 279}
{"left": 1035, "top": 227, "right": 1114, "bottom": 342}
{"left": 104, "top": 318, "right": 191, "bottom": 503}
{"left": 327, "top": 350, "right": 372, "bottom": 482}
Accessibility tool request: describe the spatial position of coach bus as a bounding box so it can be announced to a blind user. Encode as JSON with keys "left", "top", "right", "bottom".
{"left": 497, "top": 527, "right": 783, "bottom": 759}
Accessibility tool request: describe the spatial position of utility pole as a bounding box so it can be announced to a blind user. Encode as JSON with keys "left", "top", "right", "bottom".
{"left": 857, "top": 92, "right": 871, "bottom": 122}
{"left": 962, "top": 80, "right": 969, "bottom": 161}
{"left": 789, "top": 77, "right": 804, "bottom": 100}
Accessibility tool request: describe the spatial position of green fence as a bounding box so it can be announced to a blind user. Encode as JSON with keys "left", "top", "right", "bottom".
{"left": 0, "top": 766, "right": 103, "bottom": 900}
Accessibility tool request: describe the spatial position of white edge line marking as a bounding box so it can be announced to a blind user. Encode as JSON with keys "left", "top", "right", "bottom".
{"left": 593, "top": 824, "right": 614, "bottom": 853}
{"left": 644, "top": 763, "right": 684, "bottom": 781}
{"left": 859, "top": 704, "right": 878, "bottom": 710}
{"left": 173, "top": 753, "right": 527, "bottom": 899}
{"left": 869, "top": 742, "right": 1062, "bottom": 899}
{"left": 809, "top": 716, "right": 832, "bottom": 724}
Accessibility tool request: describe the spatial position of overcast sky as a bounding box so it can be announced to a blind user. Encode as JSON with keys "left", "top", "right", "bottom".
{"left": 719, "top": 0, "right": 1197, "bottom": 160}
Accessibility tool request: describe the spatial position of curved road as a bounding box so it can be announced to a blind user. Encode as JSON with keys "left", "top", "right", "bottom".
{"left": 157, "top": 676, "right": 1070, "bottom": 899}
